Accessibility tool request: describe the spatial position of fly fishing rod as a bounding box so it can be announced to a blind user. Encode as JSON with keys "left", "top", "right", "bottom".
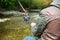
{"left": 17, "top": 0, "right": 30, "bottom": 23}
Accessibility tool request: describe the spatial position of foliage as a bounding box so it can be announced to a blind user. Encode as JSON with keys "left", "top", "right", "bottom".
{"left": 20, "top": 0, "right": 31, "bottom": 8}
{"left": 31, "top": 0, "right": 51, "bottom": 9}
{"left": 21, "top": 0, "right": 52, "bottom": 9}
{"left": 0, "top": 0, "right": 52, "bottom": 10}
{"left": 0, "top": 0, "right": 19, "bottom": 10}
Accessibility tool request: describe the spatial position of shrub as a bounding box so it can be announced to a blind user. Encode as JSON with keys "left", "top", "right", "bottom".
{"left": 0, "top": 0, "right": 52, "bottom": 10}
{"left": 0, "top": 0, "right": 19, "bottom": 10}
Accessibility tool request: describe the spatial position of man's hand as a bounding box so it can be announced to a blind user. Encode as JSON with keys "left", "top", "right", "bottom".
{"left": 30, "top": 22, "right": 36, "bottom": 28}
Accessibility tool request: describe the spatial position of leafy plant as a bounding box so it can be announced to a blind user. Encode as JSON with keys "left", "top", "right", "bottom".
{"left": 0, "top": 0, "right": 52, "bottom": 10}
{"left": 20, "top": 0, "right": 52, "bottom": 9}
{"left": 31, "top": 0, "right": 52, "bottom": 9}
{"left": 0, "top": 0, "right": 18, "bottom": 10}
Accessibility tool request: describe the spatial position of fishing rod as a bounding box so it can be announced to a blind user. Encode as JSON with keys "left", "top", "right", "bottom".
{"left": 17, "top": 0, "right": 30, "bottom": 23}
{"left": 17, "top": 0, "right": 27, "bottom": 14}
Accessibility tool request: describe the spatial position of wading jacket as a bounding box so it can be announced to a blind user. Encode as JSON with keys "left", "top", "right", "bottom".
{"left": 40, "top": 6, "right": 60, "bottom": 40}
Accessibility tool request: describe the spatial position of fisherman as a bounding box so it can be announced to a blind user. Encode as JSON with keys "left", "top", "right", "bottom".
{"left": 30, "top": 0, "right": 60, "bottom": 40}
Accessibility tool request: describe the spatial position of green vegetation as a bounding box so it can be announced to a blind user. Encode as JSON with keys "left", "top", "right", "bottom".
{"left": 0, "top": 0, "right": 19, "bottom": 10}
{"left": 30, "top": 0, "right": 52, "bottom": 9}
{"left": 0, "top": 0, "right": 52, "bottom": 10}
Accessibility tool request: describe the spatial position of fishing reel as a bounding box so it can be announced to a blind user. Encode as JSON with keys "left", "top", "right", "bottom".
{"left": 24, "top": 14, "right": 30, "bottom": 23}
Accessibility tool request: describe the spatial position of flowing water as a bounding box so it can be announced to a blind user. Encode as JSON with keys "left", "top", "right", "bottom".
{"left": 0, "top": 12, "right": 39, "bottom": 40}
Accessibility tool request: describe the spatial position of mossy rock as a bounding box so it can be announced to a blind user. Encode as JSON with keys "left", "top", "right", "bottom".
{"left": 0, "top": 16, "right": 31, "bottom": 40}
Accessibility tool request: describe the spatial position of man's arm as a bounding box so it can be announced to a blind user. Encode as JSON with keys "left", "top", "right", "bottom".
{"left": 41, "top": 19, "right": 60, "bottom": 40}
{"left": 30, "top": 10, "right": 48, "bottom": 38}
